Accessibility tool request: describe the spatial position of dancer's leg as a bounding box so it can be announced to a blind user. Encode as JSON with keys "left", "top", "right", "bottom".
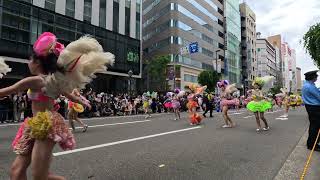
{"left": 226, "top": 107, "right": 234, "bottom": 127}
{"left": 222, "top": 106, "right": 233, "bottom": 127}
{"left": 254, "top": 112, "right": 261, "bottom": 130}
{"left": 67, "top": 111, "right": 75, "bottom": 131}
{"left": 31, "top": 139, "right": 56, "bottom": 180}
{"left": 10, "top": 155, "right": 31, "bottom": 180}
{"left": 260, "top": 112, "right": 269, "bottom": 129}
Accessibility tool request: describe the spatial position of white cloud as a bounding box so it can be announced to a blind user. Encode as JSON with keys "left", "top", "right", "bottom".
{"left": 245, "top": 0, "right": 320, "bottom": 84}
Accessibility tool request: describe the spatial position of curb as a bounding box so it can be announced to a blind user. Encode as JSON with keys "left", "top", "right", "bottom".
{"left": 274, "top": 128, "right": 320, "bottom": 180}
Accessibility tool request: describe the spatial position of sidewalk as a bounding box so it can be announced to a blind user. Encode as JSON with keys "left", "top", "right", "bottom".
{"left": 274, "top": 129, "right": 320, "bottom": 180}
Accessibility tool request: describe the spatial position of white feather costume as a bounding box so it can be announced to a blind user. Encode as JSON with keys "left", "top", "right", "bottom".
{"left": 0, "top": 57, "right": 11, "bottom": 78}
{"left": 43, "top": 36, "right": 115, "bottom": 98}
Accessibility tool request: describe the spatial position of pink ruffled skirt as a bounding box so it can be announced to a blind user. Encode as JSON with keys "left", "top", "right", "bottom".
{"left": 171, "top": 100, "right": 180, "bottom": 109}
{"left": 220, "top": 99, "right": 236, "bottom": 107}
{"left": 12, "top": 111, "right": 76, "bottom": 155}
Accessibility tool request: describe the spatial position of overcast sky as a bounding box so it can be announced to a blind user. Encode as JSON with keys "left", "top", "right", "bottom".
{"left": 244, "top": 0, "right": 320, "bottom": 82}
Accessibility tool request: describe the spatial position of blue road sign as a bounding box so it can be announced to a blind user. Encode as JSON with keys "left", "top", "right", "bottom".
{"left": 189, "top": 42, "right": 199, "bottom": 54}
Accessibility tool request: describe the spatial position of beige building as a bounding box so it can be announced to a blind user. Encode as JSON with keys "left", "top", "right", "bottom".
{"left": 296, "top": 67, "right": 302, "bottom": 91}
{"left": 240, "top": 3, "right": 257, "bottom": 87}
{"left": 142, "top": 0, "right": 225, "bottom": 90}
{"left": 256, "top": 38, "right": 277, "bottom": 78}
{"left": 267, "top": 34, "right": 283, "bottom": 86}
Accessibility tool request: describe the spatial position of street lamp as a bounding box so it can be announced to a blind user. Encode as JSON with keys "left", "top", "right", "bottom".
{"left": 128, "top": 70, "right": 133, "bottom": 95}
{"left": 215, "top": 49, "right": 221, "bottom": 73}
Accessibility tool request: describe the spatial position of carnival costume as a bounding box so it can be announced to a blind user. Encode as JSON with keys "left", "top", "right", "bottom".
{"left": 289, "top": 94, "right": 298, "bottom": 107}
{"left": 217, "top": 80, "right": 238, "bottom": 128}
{"left": 172, "top": 89, "right": 181, "bottom": 109}
{"left": 0, "top": 57, "right": 11, "bottom": 78}
{"left": 217, "top": 80, "right": 238, "bottom": 107}
{"left": 246, "top": 77, "right": 273, "bottom": 113}
{"left": 296, "top": 95, "right": 303, "bottom": 106}
{"left": 12, "top": 32, "right": 114, "bottom": 155}
{"left": 186, "top": 84, "right": 206, "bottom": 125}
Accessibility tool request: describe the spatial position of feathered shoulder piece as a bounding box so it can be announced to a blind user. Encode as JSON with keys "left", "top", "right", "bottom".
{"left": 185, "top": 83, "right": 207, "bottom": 94}
{"left": 0, "top": 58, "right": 11, "bottom": 78}
{"left": 253, "top": 76, "right": 275, "bottom": 92}
{"left": 225, "top": 83, "right": 238, "bottom": 94}
{"left": 43, "top": 36, "right": 115, "bottom": 98}
{"left": 217, "top": 80, "right": 229, "bottom": 88}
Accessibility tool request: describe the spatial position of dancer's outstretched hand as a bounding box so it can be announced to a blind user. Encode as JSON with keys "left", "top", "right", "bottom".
{"left": 84, "top": 101, "right": 92, "bottom": 110}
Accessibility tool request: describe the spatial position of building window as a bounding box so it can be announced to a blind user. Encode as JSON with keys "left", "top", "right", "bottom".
{"left": 83, "top": 0, "right": 92, "bottom": 23}
{"left": 184, "top": 74, "right": 198, "bottom": 83}
{"left": 125, "top": 0, "right": 131, "bottom": 36}
{"left": 113, "top": 0, "right": 119, "bottom": 32}
{"left": 45, "top": 0, "right": 55, "bottom": 11}
{"left": 136, "top": 0, "right": 141, "bottom": 39}
{"left": 99, "top": 0, "right": 106, "bottom": 28}
{"left": 65, "top": 0, "right": 75, "bottom": 18}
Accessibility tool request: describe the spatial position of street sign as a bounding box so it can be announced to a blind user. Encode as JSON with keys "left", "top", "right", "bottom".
{"left": 180, "top": 46, "right": 189, "bottom": 55}
{"left": 168, "top": 67, "right": 175, "bottom": 80}
{"left": 189, "top": 42, "right": 199, "bottom": 54}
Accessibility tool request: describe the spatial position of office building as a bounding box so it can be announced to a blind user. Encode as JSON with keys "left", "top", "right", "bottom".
{"left": 296, "top": 67, "right": 302, "bottom": 92}
{"left": 142, "top": 0, "right": 225, "bottom": 90}
{"left": 239, "top": 2, "right": 257, "bottom": 91}
{"left": 225, "top": 0, "right": 241, "bottom": 86}
{"left": 256, "top": 38, "right": 277, "bottom": 78}
{"left": 281, "top": 42, "right": 297, "bottom": 92}
{"left": 0, "top": 0, "right": 142, "bottom": 93}
{"left": 267, "top": 34, "right": 283, "bottom": 87}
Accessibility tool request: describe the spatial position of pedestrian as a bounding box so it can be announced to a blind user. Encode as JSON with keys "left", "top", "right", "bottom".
{"left": 301, "top": 70, "right": 320, "bottom": 151}
{"left": 7, "top": 32, "right": 114, "bottom": 180}
{"left": 203, "top": 93, "right": 214, "bottom": 118}
{"left": 246, "top": 77, "right": 272, "bottom": 132}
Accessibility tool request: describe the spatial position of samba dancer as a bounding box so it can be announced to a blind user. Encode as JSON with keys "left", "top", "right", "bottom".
{"left": 217, "top": 80, "right": 238, "bottom": 128}
{"left": 7, "top": 32, "right": 114, "bottom": 180}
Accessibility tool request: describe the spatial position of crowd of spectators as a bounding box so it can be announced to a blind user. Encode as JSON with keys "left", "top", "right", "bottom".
{"left": 0, "top": 88, "right": 246, "bottom": 123}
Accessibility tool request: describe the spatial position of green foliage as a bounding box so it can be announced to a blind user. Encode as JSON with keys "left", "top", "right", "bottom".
{"left": 303, "top": 23, "right": 320, "bottom": 67}
{"left": 148, "top": 55, "right": 171, "bottom": 90}
{"left": 270, "top": 85, "right": 282, "bottom": 95}
{"left": 198, "top": 70, "right": 220, "bottom": 92}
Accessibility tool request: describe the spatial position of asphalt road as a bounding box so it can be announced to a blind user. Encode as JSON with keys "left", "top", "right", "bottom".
{"left": 0, "top": 108, "right": 309, "bottom": 180}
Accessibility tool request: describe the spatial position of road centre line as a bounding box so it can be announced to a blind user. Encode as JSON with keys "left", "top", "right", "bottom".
{"left": 53, "top": 126, "right": 202, "bottom": 156}
{"left": 70, "top": 120, "right": 151, "bottom": 130}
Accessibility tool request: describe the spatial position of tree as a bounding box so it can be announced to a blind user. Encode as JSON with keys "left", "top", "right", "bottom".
{"left": 303, "top": 23, "right": 320, "bottom": 67}
{"left": 148, "top": 55, "right": 170, "bottom": 91}
{"left": 198, "top": 70, "right": 220, "bottom": 92}
{"left": 270, "top": 85, "right": 282, "bottom": 95}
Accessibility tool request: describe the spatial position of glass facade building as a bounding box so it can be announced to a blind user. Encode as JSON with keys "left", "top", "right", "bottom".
{"left": 225, "top": 0, "right": 241, "bottom": 85}
{"left": 142, "top": 0, "right": 225, "bottom": 90}
{"left": 0, "top": 0, "right": 142, "bottom": 93}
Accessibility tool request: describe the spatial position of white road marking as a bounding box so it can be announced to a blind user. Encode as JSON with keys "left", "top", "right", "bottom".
{"left": 276, "top": 117, "right": 288, "bottom": 120}
{"left": 243, "top": 115, "right": 254, "bottom": 119}
{"left": 53, "top": 126, "right": 202, "bottom": 156}
{"left": 70, "top": 120, "right": 151, "bottom": 130}
{"left": 266, "top": 110, "right": 283, "bottom": 114}
{"left": 230, "top": 112, "right": 243, "bottom": 115}
{"left": 0, "top": 123, "right": 22, "bottom": 127}
{"left": 243, "top": 110, "right": 283, "bottom": 119}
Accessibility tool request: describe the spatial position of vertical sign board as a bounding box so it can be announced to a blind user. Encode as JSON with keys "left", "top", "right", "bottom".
{"left": 189, "top": 42, "right": 199, "bottom": 54}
